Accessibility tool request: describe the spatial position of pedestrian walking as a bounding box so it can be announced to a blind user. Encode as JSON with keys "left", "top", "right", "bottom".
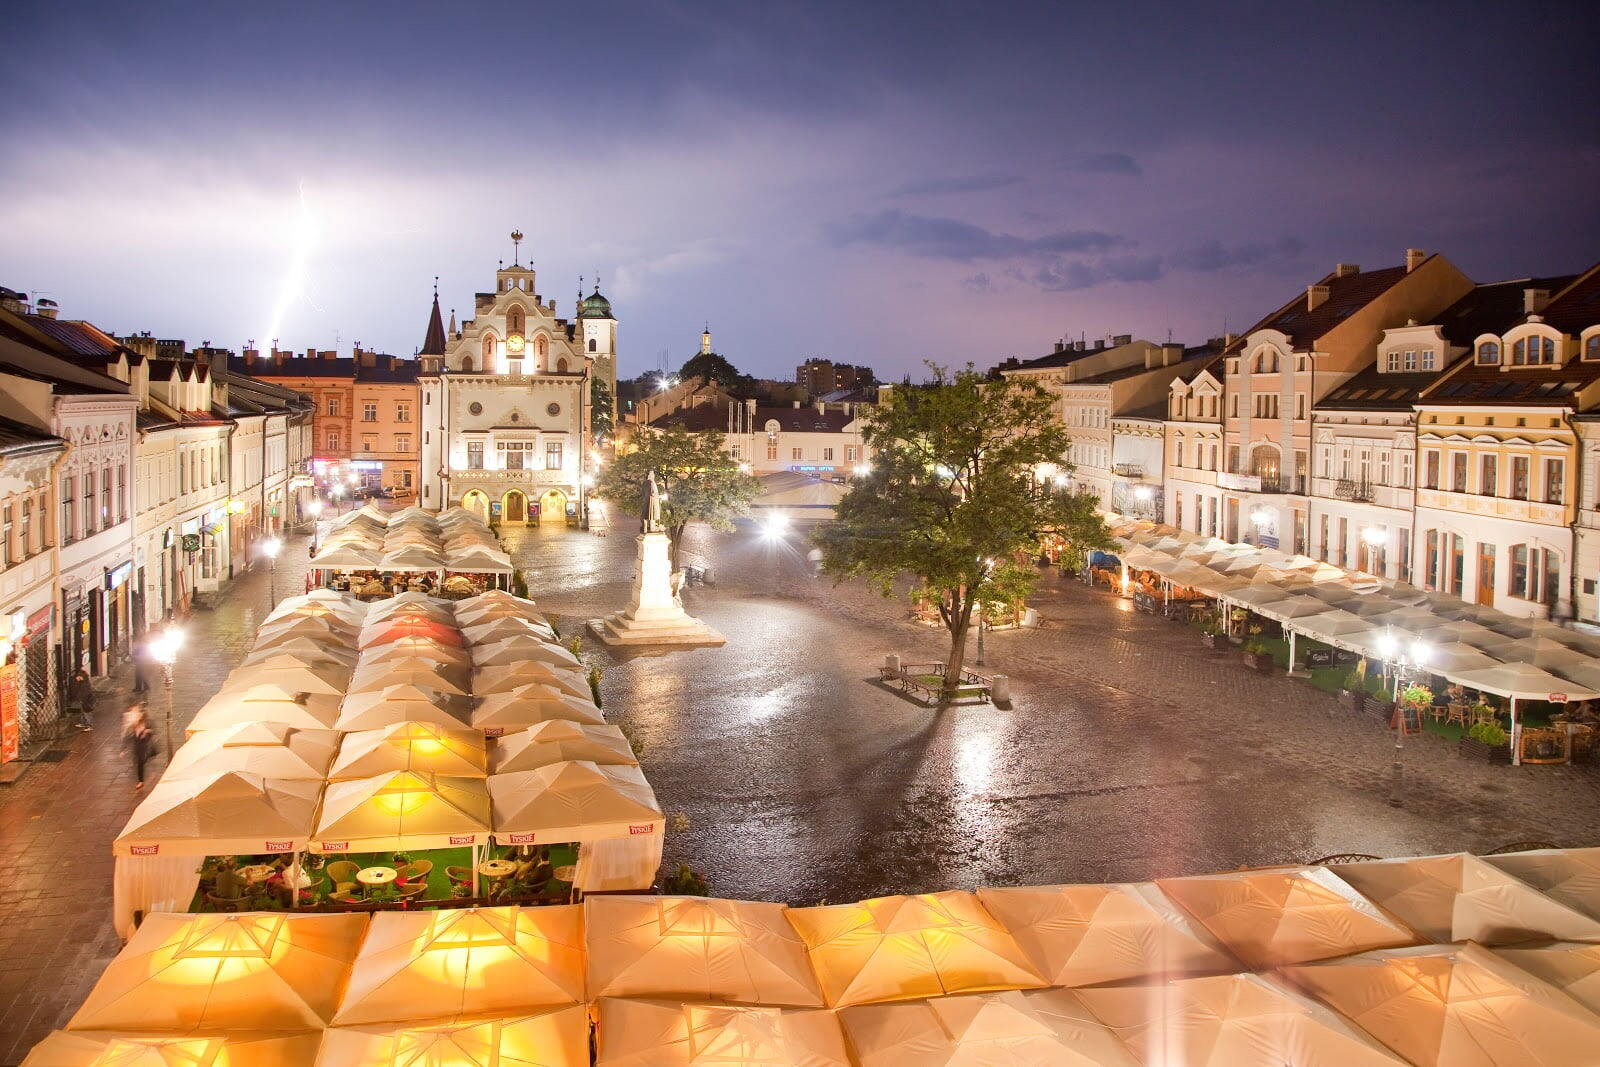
{"left": 65, "top": 669, "right": 95, "bottom": 731}
{"left": 123, "top": 701, "right": 156, "bottom": 790}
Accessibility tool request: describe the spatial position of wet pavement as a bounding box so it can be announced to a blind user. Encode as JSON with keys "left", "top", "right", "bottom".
{"left": 2, "top": 519, "right": 1599, "bottom": 1062}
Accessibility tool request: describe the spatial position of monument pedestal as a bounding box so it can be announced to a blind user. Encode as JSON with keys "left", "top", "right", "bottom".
{"left": 589, "top": 532, "right": 725, "bottom": 648}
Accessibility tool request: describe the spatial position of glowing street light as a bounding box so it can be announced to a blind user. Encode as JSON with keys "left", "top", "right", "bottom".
{"left": 1132, "top": 485, "right": 1154, "bottom": 501}
{"left": 852, "top": 462, "right": 872, "bottom": 477}
{"left": 1361, "top": 526, "right": 1387, "bottom": 547}
{"left": 260, "top": 537, "right": 282, "bottom": 610}
{"left": 1375, "top": 627, "right": 1432, "bottom": 808}
{"left": 147, "top": 625, "right": 185, "bottom": 756}
{"left": 761, "top": 512, "right": 789, "bottom": 539}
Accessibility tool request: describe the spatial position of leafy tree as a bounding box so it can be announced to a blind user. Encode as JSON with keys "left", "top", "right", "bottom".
{"left": 814, "top": 364, "right": 1112, "bottom": 698}
{"left": 594, "top": 426, "right": 760, "bottom": 567}
{"left": 589, "top": 375, "right": 614, "bottom": 442}
{"left": 678, "top": 351, "right": 756, "bottom": 396}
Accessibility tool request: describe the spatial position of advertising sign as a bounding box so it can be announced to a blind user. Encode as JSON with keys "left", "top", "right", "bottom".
{"left": 0, "top": 663, "right": 18, "bottom": 763}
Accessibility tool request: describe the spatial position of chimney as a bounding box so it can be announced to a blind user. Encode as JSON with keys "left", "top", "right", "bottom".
{"left": 1307, "top": 284, "right": 1331, "bottom": 311}
{"left": 1334, "top": 263, "right": 1360, "bottom": 277}
{"left": 1073, "top": 340, "right": 1085, "bottom": 351}
{"left": 1161, "top": 342, "right": 1184, "bottom": 366}
{"left": 33, "top": 297, "right": 59, "bottom": 319}
{"left": 1113, "top": 333, "right": 1132, "bottom": 346}
{"left": 792, "top": 399, "right": 801, "bottom": 408}
{"left": 1524, "top": 288, "right": 1552, "bottom": 315}
{"left": 1405, "top": 248, "right": 1427, "bottom": 272}
{"left": 1054, "top": 340, "right": 1065, "bottom": 353}
{"left": 0, "top": 287, "right": 25, "bottom": 314}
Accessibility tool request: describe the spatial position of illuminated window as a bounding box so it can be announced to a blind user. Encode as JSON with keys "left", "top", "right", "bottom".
{"left": 545, "top": 441, "right": 563, "bottom": 469}
{"left": 363, "top": 403, "right": 377, "bottom": 422}
{"left": 1510, "top": 455, "right": 1530, "bottom": 499}
{"left": 1476, "top": 341, "right": 1500, "bottom": 365}
{"left": 1545, "top": 457, "right": 1565, "bottom": 503}
{"left": 1586, "top": 336, "right": 1600, "bottom": 362}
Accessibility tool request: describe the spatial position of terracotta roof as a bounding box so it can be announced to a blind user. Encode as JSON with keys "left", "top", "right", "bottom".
{"left": 1316, "top": 366, "right": 1440, "bottom": 411}
{"left": 0, "top": 414, "right": 65, "bottom": 458}
{"left": 651, "top": 403, "right": 854, "bottom": 433}
{"left": 1419, "top": 356, "right": 1600, "bottom": 407}
{"left": 1005, "top": 339, "right": 1117, "bottom": 371}
{"left": 1233, "top": 263, "right": 1414, "bottom": 350}
{"left": 1538, "top": 264, "right": 1600, "bottom": 335}
{"left": 13, "top": 315, "right": 124, "bottom": 359}
{"left": 1434, "top": 275, "right": 1579, "bottom": 346}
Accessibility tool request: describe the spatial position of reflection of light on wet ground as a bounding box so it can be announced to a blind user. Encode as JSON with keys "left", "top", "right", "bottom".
{"left": 952, "top": 714, "right": 999, "bottom": 797}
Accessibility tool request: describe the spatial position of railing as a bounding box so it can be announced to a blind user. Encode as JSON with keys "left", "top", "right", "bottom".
{"left": 1216, "top": 471, "right": 1306, "bottom": 495}
{"left": 1112, "top": 462, "right": 1143, "bottom": 478}
{"left": 1333, "top": 478, "right": 1374, "bottom": 502}
{"left": 446, "top": 468, "right": 572, "bottom": 484}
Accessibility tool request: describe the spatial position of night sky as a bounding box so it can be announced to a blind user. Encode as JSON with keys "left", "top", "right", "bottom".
{"left": 4, "top": 1, "right": 1596, "bottom": 380}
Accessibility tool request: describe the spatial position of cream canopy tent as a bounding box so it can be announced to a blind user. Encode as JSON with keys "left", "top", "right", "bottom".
{"left": 332, "top": 906, "right": 585, "bottom": 1026}
{"left": 348, "top": 661, "right": 471, "bottom": 697}
{"left": 491, "top": 721, "right": 637, "bottom": 773}
{"left": 361, "top": 637, "right": 471, "bottom": 669}
{"left": 475, "top": 662, "right": 592, "bottom": 701}
{"left": 1451, "top": 661, "right": 1600, "bottom": 701}
{"left": 584, "top": 896, "right": 823, "bottom": 1007}
{"left": 1486, "top": 846, "right": 1600, "bottom": 921}
{"left": 1495, "top": 942, "right": 1600, "bottom": 1014}
{"left": 186, "top": 688, "right": 342, "bottom": 736}
{"left": 454, "top": 601, "right": 548, "bottom": 627}
{"left": 313, "top": 770, "right": 491, "bottom": 852}
{"left": 1280, "top": 942, "right": 1600, "bottom": 1067}
{"left": 472, "top": 690, "right": 607, "bottom": 731}
{"left": 1329, "top": 852, "right": 1600, "bottom": 945}
{"left": 242, "top": 639, "right": 358, "bottom": 669}
{"left": 489, "top": 761, "right": 664, "bottom": 843}
{"left": 329, "top": 721, "right": 488, "bottom": 781}
{"left": 1155, "top": 867, "right": 1417, "bottom": 968}
{"left": 316, "top": 1006, "right": 590, "bottom": 1067}
{"left": 594, "top": 998, "right": 851, "bottom": 1067}
{"left": 839, "top": 988, "right": 1140, "bottom": 1067}
{"left": 307, "top": 544, "right": 384, "bottom": 569}
{"left": 221, "top": 661, "right": 351, "bottom": 696}
{"left": 67, "top": 912, "right": 365, "bottom": 1030}
{"left": 163, "top": 723, "right": 339, "bottom": 781}
{"left": 1074, "top": 973, "right": 1406, "bottom": 1066}
{"left": 785, "top": 891, "right": 1047, "bottom": 1009}
{"left": 114, "top": 771, "right": 320, "bottom": 857}
{"left": 462, "top": 618, "right": 560, "bottom": 648}
{"left": 471, "top": 637, "right": 581, "bottom": 670}
{"left": 335, "top": 685, "right": 472, "bottom": 732}
{"left": 445, "top": 545, "right": 516, "bottom": 573}
{"left": 22, "top": 1030, "right": 324, "bottom": 1067}
{"left": 976, "top": 881, "right": 1237, "bottom": 986}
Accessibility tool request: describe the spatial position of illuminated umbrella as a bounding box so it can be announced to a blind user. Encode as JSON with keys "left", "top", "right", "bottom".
{"left": 316, "top": 1007, "right": 589, "bottom": 1067}
{"left": 475, "top": 662, "right": 590, "bottom": 701}
{"left": 335, "top": 685, "right": 471, "bottom": 732}
{"left": 471, "top": 637, "right": 580, "bottom": 670}
{"left": 348, "top": 661, "right": 471, "bottom": 696}
{"left": 492, "top": 721, "right": 636, "bottom": 773}
{"left": 186, "top": 690, "right": 342, "bottom": 734}
{"left": 313, "top": 770, "right": 491, "bottom": 852}
{"left": 243, "top": 639, "right": 359, "bottom": 668}
{"left": 25, "top": 1031, "right": 323, "bottom": 1066}
{"left": 461, "top": 617, "right": 557, "bottom": 647}
{"left": 840, "top": 989, "right": 1140, "bottom": 1067}
{"left": 164, "top": 722, "right": 339, "bottom": 781}
{"left": 362, "top": 637, "right": 471, "bottom": 668}
{"left": 359, "top": 619, "right": 464, "bottom": 649}
{"left": 329, "top": 721, "right": 489, "bottom": 781}
{"left": 489, "top": 761, "right": 664, "bottom": 843}
{"left": 113, "top": 771, "right": 321, "bottom": 857}
{"left": 594, "top": 999, "right": 850, "bottom": 1067}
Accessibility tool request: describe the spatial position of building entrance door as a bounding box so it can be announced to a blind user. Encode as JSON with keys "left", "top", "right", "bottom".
{"left": 503, "top": 490, "right": 527, "bottom": 525}
{"left": 1476, "top": 543, "right": 1496, "bottom": 606}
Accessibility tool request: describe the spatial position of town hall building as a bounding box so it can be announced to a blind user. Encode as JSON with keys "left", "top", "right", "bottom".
{"left": 417, "top": 239, "right": 616, "bottom": 525}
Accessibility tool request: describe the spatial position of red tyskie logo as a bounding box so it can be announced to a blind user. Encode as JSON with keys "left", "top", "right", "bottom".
{"left": 628, "top": 824, "right": 655, "bottom": 835}
{"left": 129, "top": 844, "right": 159, "bottom": 856}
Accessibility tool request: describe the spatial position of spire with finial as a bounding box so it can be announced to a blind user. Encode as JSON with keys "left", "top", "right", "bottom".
{"left": 578, "top": 275, "right": 584, "bottom": 310}
{"left": 701, "top": 324, "right": 713, "bottom": 355}
{"left": 420, "top": 282, "right": 447, "bottom": 357}
{"left": 449, "top": 309, "right": 457, "bottom": 335}
{"left": 511, "top": 230, "right": 523, "bottom": 266}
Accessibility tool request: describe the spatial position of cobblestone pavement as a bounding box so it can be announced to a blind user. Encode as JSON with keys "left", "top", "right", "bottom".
{"left": 4, "top": 520, "right": 1599, "bottom": 1062}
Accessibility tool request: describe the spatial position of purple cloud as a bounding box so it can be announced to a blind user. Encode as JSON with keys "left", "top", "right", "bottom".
{"left": 825, "top": 210, "right": 1124, "bottom": 262}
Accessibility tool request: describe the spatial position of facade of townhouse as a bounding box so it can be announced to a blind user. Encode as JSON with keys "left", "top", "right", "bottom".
{"left": 1216, "top": 251, "right": 1474, "bottom": 552}
{"left": 418, "top": 258, "right": 607, "bottom": 526}
{"left": 1411, "top": 267, "right": 1600, "bottom": 619}
{"left": 646, "top": 394, "right": 873, "bottom": 477}
{"left": 0, "top": 415, "right": 66, "bottom": 761}
{"left": 1164, "top": 358, "right": 1227, "bottom": 537}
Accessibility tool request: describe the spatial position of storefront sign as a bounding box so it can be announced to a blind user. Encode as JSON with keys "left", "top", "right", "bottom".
{"left": 27, "top": 605, "right": 51, "bottom": 634}
{"left": 0, "top": 664, "right": 18, "bottom": 763}
{"left": 349, "top": 461, "right": 383, "bottom": 471}
{"left": 318, "top": 841, "right": 349, "bottom": 852}
{"left": 106, "top": 562, "right": 134, "bottom": 590}
{"left": 181, "top": 533, "right": 201, "bottom": 554}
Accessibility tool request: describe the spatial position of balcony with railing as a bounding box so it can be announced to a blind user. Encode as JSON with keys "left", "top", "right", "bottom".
{"left": 1333, "top": 478, "right": 1374, "bottom": 502}
{"left": 1216, "top": 471, "right": 1306, "bottom": 495}
{"left": 1111, "top": 462, "right": 1144, "bottom": 478}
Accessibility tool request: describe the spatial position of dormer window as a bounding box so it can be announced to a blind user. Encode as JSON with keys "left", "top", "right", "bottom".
{"left": 1254, "top": 349, "right": 1279, "bottom": 373}
{"left": 1585, "top": 336, "right": 1600, "bottom": 362}
{"left": 1476, "top": 341, "right": 1500, "bottom": 365}
{"left": 1511, "top": 336, "right": 1556, "bottom": 366}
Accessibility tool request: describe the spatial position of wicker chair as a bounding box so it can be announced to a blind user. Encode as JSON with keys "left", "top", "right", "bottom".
{"left": 397, "top": 860, "right": 433, "bottom": 882}
{"left": 1308, "top": 853, "right": 1382, "bottom": 866}
{"left": 446, "top": 865, "right": 474, "bottom": 885}
{"left": 1486, "top": 840, "right": 1560, "bottom": 855}
{"left": 325, "top": 861, "right": 361, "bottom": 895}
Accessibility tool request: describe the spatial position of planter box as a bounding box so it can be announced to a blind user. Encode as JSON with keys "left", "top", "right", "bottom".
{"left": 1460, "top": 737, "right": 1511, "bottom": 763}
{"left": 1340, "top": 689, "right": 1367, "bottom": 714}
{"left": 1242, "top": 651, "right": 1272, "bottom": 673}
{"left": 1200, "top": 632, "right": 1226, "bottom": 651}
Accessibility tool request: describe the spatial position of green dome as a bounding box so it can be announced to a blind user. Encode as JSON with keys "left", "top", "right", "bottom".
{"left": 578, "top": 289, "right": 614, "bottom": 319}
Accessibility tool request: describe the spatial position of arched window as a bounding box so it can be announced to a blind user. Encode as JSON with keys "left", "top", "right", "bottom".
{"left": 460, "top": 355, "right": 475, "bottom": 373}
{"left": 535, "top": 335, "right": 548, "bottom": 358}
{"left": 507, "top": 306, "right": 524, "bottom": 334}
{"left": 1476, "top": 341, "right": 1500, "bottom": 365}
{"left": 481, "top": 333, "right": 496, "bottom": 368}
{"left": 588, "top": 338, "right": 597, "bottom": 352}
{"left": 1586, "top": 335, "right": 1600, "bottom": 361}
{"left": 556, "top": 357, "right": 569, "bottom": 372}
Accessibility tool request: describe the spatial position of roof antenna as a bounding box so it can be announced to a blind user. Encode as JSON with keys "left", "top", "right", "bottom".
{"left": 433, "top": 275, "right": 439, "bottom": 297}
{"left": 510, "top": 230, "right": 523, "bottom": 266}
{"left": 578, "top": 275, "right": 584, "bottom": 307}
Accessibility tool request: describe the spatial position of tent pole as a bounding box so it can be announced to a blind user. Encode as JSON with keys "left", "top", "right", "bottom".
{"left": 291, "top": 850, "right": 300, "bottom": 909}
{"left": 472, "top": 843, "right": 481, "bottom": 898}
{"left": 1288, "top": 630, "right": 1297, "bottom": 671}
{"left": 1511, "top": 696, "right": 1521, "bottom": 766}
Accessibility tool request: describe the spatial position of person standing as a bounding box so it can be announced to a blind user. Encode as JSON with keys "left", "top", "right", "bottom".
{"left": 65, "top": 669, "right": 95, "bottom": 731}
{"left": 123, "top": 702, "right": 156, "bottom": 790}
{"left": 131, "top": 635, "right": 151, "bottom": 695}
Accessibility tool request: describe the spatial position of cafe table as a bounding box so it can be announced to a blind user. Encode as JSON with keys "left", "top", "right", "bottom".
{"left": 357, "top": 866, "right": 398, "bottom": 889}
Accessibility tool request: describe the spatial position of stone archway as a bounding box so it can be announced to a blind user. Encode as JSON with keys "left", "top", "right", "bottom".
{"left": 538, "top": 489, "right": 568, "bottom": 526}
{"left": 502, "top": 489, "right": 528, "bottom": 525}
{"left": 461, "top": 489, "right": 490, "bottom": 522}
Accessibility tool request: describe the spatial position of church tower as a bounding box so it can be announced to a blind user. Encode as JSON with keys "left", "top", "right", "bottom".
{"left": 417, "top": 284, "right": 447, "bottom": 374}
{"left": 577, "top": 279, "right": 619, "bottom": 424}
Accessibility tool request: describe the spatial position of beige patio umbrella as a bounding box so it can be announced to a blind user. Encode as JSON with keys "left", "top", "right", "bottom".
{"left": 1279, "top": 942, "right": 1600, "bottom": 1067}
{"left": 242, "top": 639, "right": 359, "bottom": 669}
{"left": 257, "top": 613, "right": 360, "bottom": 641}
{"left": 598, "top": 998, "right": 851, "bottom": 1062}
{"left": 1290, "top": 609, "right": 1384, "bottom": 651}
{"left": 1495, "top": 942, "right": 1600, "bottom": 1014}
{"left": 1329, "top": 852, "right": 1600, "bottom": 945}
{"left": 472, "top": 690, "right": 606, "bottom": 732}
{"left": 1415, "top": 641, "right": 1500, "bottom": 674}
{"left": 313, "top": 770, "right": 491, "bottom": 852}
{"left": 329, "top": 721, "right": 489, "bottom": 781}
{"left": 23, "top": 1030, "right": 323, "bottom": 1066}
{"left": 66, "top": 912, "right": 366, "bottom": 1030}
{"left": 361, "top": 637, "right": 471, "bottom": 668}
{"left": 841, "top": 988, "right": 1138, "bottom": 1067}
{"left": 1485, "top": 846, "right": 1600, "bottom": 921}
{"left": 334, "top": 685, "right": 472, "bottom": 732}
{"left": 454, "top": 601, "right": 548, "bottom": 627}
{"left": 316, "top": 1005, "right": 590, "bottom": 1067}
{"left": 348, "top": 660, "right": 471, "bottom": 696}
{"left": 491, "top": 721, "right": 636, "bottom": 774}
{"left": 489, "top": 761, "right": 663, "bottom": 843}
{"left": 184, "top": 690, "right": 341, "bottom": 735}
{"left": 363, "top": 599, "right": 455, "bottom": 625}
{"left": 785, "top": 891, "right": 1047, "bottom": 1008}
{"left": 1075, "top": 972, "right": 1405, "bottom": 1066}
{"left": 474, "top": 662, "right": 591, "bottom": 701}
{"left": 585, "top": 896, "right": 823, "bottom": 1006}
{"left": 332, "top": 906, "right": 585, "bottom": 1026}
{"left": 219, "top": 661, "right": 351, "bottom": 697}
{"left": 594, "top": 998, "right": 851, "bottom": 1067}
{"left": 1155, "top": 866, "right": 1417, "bottom": 968}
{"left": 233, "top": 651, "right": 357, "bottom": 681}
{"left": 976, "top": 881, "right": 1237, "bottom": 987}
{"left": 164, "top": 722, "right": 340, "bottom": 781}
{"left": 471, "top": 637, "right": 581, "bottom": 670}
{"left": 310, "top": 543, "right": 384, "bottom": 569}
{"left": 461, "top": 618, "right": 559, "bottom": 648}
{"left": 113, "top": 771, "right": 321, "bottom": 857}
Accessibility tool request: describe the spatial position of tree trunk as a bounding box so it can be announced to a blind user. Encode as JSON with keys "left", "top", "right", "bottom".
{"left": 668, "top": 524, "right": 688, "bottom": 569}
{"left": 942, "top": 591, "right": 975, "bottom": 700}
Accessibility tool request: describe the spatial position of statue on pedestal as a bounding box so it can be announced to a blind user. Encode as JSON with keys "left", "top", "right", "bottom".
{"left": 642, "top": 470, "right": 663, "bottom": 534}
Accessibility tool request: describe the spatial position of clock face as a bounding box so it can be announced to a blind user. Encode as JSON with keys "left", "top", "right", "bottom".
{"left": 506, "top": 333, "right": 526, "bottom": 353}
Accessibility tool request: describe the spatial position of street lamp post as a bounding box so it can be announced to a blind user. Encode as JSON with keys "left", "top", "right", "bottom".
{"left": 147, "top": 625, "right": 185, "bottom": 758}
{"left": 261, "top": 537, "right": 282, "bottom": 610}
{"left": 976, "top": 556, "right": 996, "bottom": 667}
{"left": 1376, "top": 628, "right": 1431, "bottom": 809}
{"left": 761, "top": 512, "right": 789, "bottom": 592}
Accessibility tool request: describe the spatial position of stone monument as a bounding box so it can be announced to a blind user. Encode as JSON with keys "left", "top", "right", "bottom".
{"left": 589, "top": 471, "right": 725, "bottom": 648}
